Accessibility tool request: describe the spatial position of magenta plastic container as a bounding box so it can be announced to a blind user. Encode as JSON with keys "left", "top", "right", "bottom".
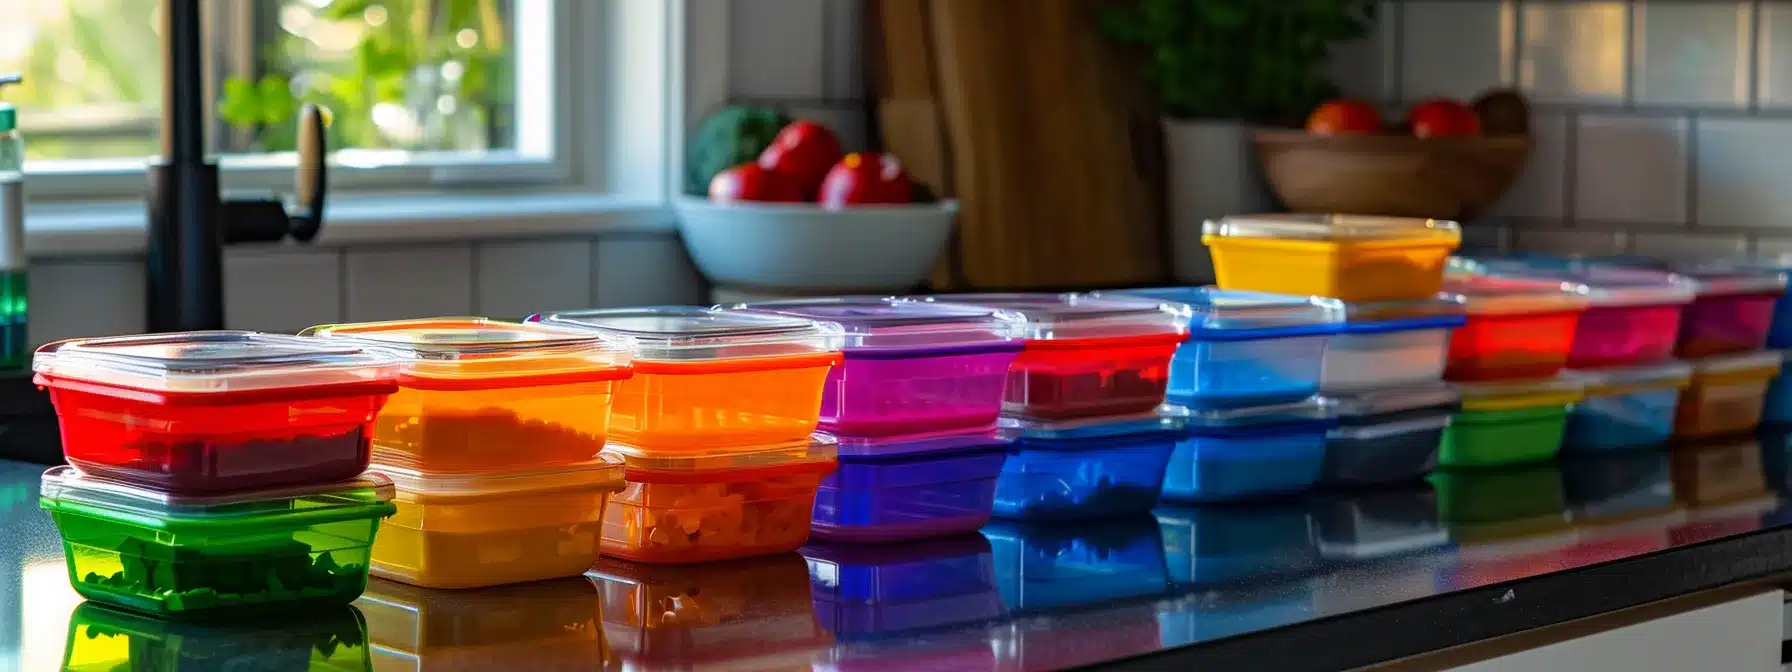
{"left": 1664, "top": 264, "right": 1788, "bottom": 358}
{"left": 1547, "top": 267, "right": 1693, "bottom": 369}
{"left": 734, "top": 298, "right": 1023, "bottom": 437}
{"left": 811, "top": 431, "right": 1009, "bottom": 543}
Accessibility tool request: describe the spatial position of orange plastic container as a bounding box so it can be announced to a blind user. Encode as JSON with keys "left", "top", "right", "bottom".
{"left": 589, "top": 554, "right": 828, "bottom": 669}
{"left": 530, "top": 307, "right": 844, "bottom": 451}
{"left": 1674, "top": 351, "right": 1781, "bottom": 439}
{"left": 300, "top": 318, "right": 632, "bottom": 472}
{"left": 1203, "top": 214, "right": 1461, "bottom": 302}
{"left": 1441, "top": 275, "right": 1589, "bottom": 382}
{"left": 600, "top": 438, "right": 836, "bottom": 564}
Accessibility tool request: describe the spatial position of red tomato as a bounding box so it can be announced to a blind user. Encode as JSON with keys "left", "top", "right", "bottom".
{"left": 758, "top": 121, "right": 843, "bottom": 196}
{"left": 818, "top": 153, "right": 912, "bottom": 208}
{"left": 1407, "top": 98, "right": 1482, "bottom": 138}
{"left": 1306, "top": 99, "right": 1384, "bottom": 135}
{"left": 708, "top": 163, "right": 804, "bottom": 203}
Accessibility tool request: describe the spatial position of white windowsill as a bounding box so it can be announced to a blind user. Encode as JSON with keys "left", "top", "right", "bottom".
{"left": 27, "top": 191, "right": 677, "bottom": 257}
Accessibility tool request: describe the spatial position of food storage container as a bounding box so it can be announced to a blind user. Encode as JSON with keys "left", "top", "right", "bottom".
{"left": 1667, "top": 263, "right": 1787, "bottom": 358}
{"left": 812, "top": 430, "right": 1007, "bottom": 542}
{"left": 733, "top": 298, "right": 1023, "bottom": 436}
{"left": 914, "top": 293, "right": 1190, "bottom": 419}
{"left": 1439, "top": 275, "right": 1588, "bottom": 382}
{"left": 1440, "top": 377, "right": 1584, "bottom": 467}
{"left": 1452, "top": 259, "right": 1695, "bottom": 370}
{"left": 299, "top": 318, "right": 632, "bottom": 473}
{"left": 601, "top": 438, "right": 836, "bottom": 564}
{"left": 1202, "top": 213, "right": 1462, "bottom": 302}
{"left": 367, "top": 455, "right": 625, "bottom": 589}
{"left": 1760, "top": 350, "right": 1792, "bottom": 425}
{"left": 528, "top": 306, "right": 842, "bottom": 450}
{"left": 1111, "top": 287, "right": 1340, "bottom": 408}
{"left": 40, "top": 466, "right": 396, "bottom": 617}
{"left": 991, "top": 419, "right": 1180, "bottom": 520}
{"left": 1562, "top": 362, "right": 1692, "bottom": 453}
{"left": 590, "top": 554, "right": 829, "bottom": 669}
{"left": 1159, "top": 401, "right": 1336, "bottom": 502}
{"left": 1319, "top": 384, "right": 1458, "bottom": 486}
{"left": 802, "top": 535, "right": 1005, "bottom": 638}
{"left": 1320, "top": 299, "right": 1465, "bottom": 393}
{"left": 984, "top": 518, "right": 1169, "bottom": 612}
{"left": 358, "top": 576, "right": 606, "bottom": 670}
{"left": 1155, "top": 504, "right": 1317, "bottom": 587}
{"left": 1312, "top": 485, "right": 1449, "bottom": 561}
{"left": 1676, "top": 351, "right": 1781, "bottom": 439}
{"left": 34, "top": 331, "right": 400, "bottom": 494}
{"left": 62, "top": 602, "right": 369, "bottom": 672}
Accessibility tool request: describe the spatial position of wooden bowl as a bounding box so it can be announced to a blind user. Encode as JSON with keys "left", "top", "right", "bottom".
{"left": 1254, "top": 129, "right": 1533, "bottom": 220}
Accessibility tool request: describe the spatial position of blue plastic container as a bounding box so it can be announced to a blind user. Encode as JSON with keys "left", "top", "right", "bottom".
{"left": 1761, "top": 351, "right": 1792, "bottom": 426}
{"left": 813, "top": 431, "right": 1009, "bottom": 543}
{"left": 1562, "top": 362, "right": 1692, "bottom": 454}
{"left": 1155, "top": 504, "right": 1317, "bottom": 587}
{"left": 1116, "top": 287, "right": 1341, "bottom": 410}
{"left": 1158, "top": 402, "right": 1337, "bottom": 503}
{"left": 983, "top": 518, "right": 1168, "bottom": 613}
{"left": 992, "top": 420, "right": 1180, "bottom": 521}
{"left": 802, "top": 535, "right": 1005, "bottom": 638}
{"left": 1320, "top": 385, "right": 1458, "bottom": 487}
{"left": 1311, "top": 484, "right": 1450, "bottom": 562}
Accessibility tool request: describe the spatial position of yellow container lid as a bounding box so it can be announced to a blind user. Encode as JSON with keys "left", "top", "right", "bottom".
{"left": 1203, "top": 213, "right": 1461, "bottom": 243}
{"left": 1455, "top": 376, "right": 1585, "bottom": 412}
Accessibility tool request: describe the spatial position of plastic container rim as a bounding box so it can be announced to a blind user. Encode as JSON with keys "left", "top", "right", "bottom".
{"left": 34, "top": 330, "right": 401, "bottom": 395}
{"left": 39, "top": 465, "right": 395, "bottom": 518}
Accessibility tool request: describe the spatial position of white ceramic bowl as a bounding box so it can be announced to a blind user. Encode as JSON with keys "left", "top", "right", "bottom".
{"left": 674, "top": 197, "right": 958, "bottom": 292}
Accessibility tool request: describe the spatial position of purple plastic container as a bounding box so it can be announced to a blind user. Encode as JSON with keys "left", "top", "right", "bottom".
{"left": 802, "top": 535, "right": 1005, "bottom": 639}
{"left": 811, "top": 431, "right": 1009, "bottom": 543}
{"left": 733, "top": 298, "right": 1024, "bottom": 437}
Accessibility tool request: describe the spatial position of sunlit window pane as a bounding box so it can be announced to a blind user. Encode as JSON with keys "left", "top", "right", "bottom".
{"left": 0, "top": 0, "right": 162, "bottom": 162}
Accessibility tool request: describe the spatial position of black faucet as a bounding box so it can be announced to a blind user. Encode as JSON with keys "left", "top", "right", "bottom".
{"left": 146, "top": 0, "right": 329, "bottom": 333}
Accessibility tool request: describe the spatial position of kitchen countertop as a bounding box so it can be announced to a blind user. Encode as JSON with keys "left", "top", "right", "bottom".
{"left": 6, "top": 430, "right": 1792, "bottom": 670}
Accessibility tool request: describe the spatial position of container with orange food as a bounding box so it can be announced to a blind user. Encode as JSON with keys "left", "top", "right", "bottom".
{"left": 529, "top": 307, "right": 845, "bottom": 450}
{"left": 601, "top": 438, "right": 837, "bottom": 564}
{"left": 298, "top": 318, "right": 633, "bottom": 473}
{"left": 1440, "top": 274, "right": 1589, "bottom": 382}
{"left": 1203, "top": 213, "right": 1462, "bottom": 302}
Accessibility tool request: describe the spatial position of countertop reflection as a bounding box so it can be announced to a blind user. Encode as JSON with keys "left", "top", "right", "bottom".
{"left": 6, "top": 432, "right": 1792, "bottom": 670}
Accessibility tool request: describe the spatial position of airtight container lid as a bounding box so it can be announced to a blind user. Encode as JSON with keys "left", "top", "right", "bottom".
{"left": 603, "top": 436, "right": 838, "bottom": 480}
{"left": 299, "top": 318, "right": 631, "bottom": 390}
{"left": 1454, "top": 376, "right": 1585, "bottom": 412}
{"left": 1107, "top": 287, "right": 1345, "bottom": 341}
{"left": 368, "top": 455, "right": 625, "bottom": 499}
{"left": 1163, "top": 398, "right": 1338, "bottom": 435}
{"left": 1322, "top": 383, "right": 1460, "bottom": 419}
{"left": 1659, "top": 261, "right": 1788, "bottom": 296}
{"left": 1440, "top": 275, "right": 1589, "bottom": 316}
{"left": 1688, "top": 350, "right": 1783, "bottom": 376}
{"left": 39, "top": 465, "right": 395, "bottom": 523}
{"left": 1202, "top": 213, "right": 1461, "bottom": 243}
{"left": 34, "top": 331, "right": 400, "bottom": 397}
{"left": 1568, "top": 361, "right": 1693, "bottom": 394}
{"left": 1331, "top": 298, "right": 1467, "bottom": 334}
{"left": 1001, "top": 411, "right": 1183, "bottom": 441}
{"left": 827, "top": 427, "right": 1009, "bottom": 459}
{"left": 529, "top": 306, "right": 844, "bottom": 364}
{"left": 914, "top": 293, "right": 1189, "bottom": 342}
{"left": 731, "top": 297, "right": 1022, "bottom": 353}
{"left": 1452, "top": 258, "right": 1697, "bottom": 308}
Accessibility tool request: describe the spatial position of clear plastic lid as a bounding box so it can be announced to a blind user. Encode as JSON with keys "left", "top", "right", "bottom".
{"left": 299, "top": 318, "right": 631, "bottom": 387}
{"left": 912, "top": 293, "right": 1189, "bottom": 341}
{"left": 603, "top": 435, "right": 838, "bottom": 473}
{"left": 33, "top": 330, "right": 400, "bottom": 394}
{"left": 1159, "top": 398, "right": 1333, "bottom": 428}
{"left": 1440, "top": 275, "right": 1589, "bottom": 315}
{"left": 1667, "top": 261, "right": 1788, "bottom": 296}
{"left": 1568, "top": 361, "right": 1693, "bottom": 391}
{"left": 1322, "top": 383, "right": 1460, "bottom": 418}
{"left": 826, "top": 427, "right": 1008, "bottom": 458}
{"left": 40, "top": 465, "right": 395, "bottom": 518}
{"left": 1454, "top": 376, "right": 1585, "bottom": 402}
{"left": 1000, "top": 410, "right": 1182, "bottom": 440}
{"left": 1202, "top": 213, "right": 1461, "bottom": 243}
{"left": 730, "top": 297, "right": 1022, "bottom": 351}
{"left": 1108, "top": 287, "right": 1342, "bottom": 334}
{"left": 368, "top": 454, "right": 624, "bottom": 498}
{"left": 1451, "top": 258, "right": 1697, "bottom": 308}
{"left": 530, "top": 306, "right": 843, "bottom": 362}
{"left": 1689, "top": 350, "right": 1783, "bottom": 376}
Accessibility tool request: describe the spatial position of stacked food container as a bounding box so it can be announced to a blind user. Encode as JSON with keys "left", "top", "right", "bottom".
{"left": 300, "top": 318, "right": 634, "bottom": 587}
{"left": 529, "top": 307, "right": 844, "bottom": 563}
{"left": 32, "top": 331, "right": 405, "bottom": 616}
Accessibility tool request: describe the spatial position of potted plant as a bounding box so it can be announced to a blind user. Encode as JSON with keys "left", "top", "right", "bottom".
{"left": 1101, "top": 0, "right": 1375, "bottom": 282}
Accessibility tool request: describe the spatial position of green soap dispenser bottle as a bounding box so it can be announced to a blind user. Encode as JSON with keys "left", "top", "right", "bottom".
{"left": 0, "top": 74, "right": 28, "bottom": 369}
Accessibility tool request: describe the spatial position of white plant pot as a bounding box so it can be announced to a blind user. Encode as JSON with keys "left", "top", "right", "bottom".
{"left": 674, "top": 197, "right": 958, "bottom": 293}
{"left": 1163, "top": 119, "right": 1274, "bottom": 284}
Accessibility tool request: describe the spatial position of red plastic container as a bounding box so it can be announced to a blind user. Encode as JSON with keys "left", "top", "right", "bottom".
{"left": 1442, "top": 276, "right": 1588, "bottom": 382}
{"left": 35, "top": 331, "right": 400, "bottom": 494}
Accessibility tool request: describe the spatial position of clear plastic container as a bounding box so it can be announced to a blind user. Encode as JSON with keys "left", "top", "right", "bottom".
{"left": 601, "top": 438, "right": 837, "bottom": 564}
{"left": 529, "top": 306, "right": 842, "bottom": 450}
{"left": 1155, "top": 504, "right": 1318, "bottom": 587}
{"left": 62, "top": 602, "right": 369, "bottom": 672}
{"left": 1761, "top": 350, "right": 1792, "bottom": 425}
{"left": 1675, "top": 351, "right": 1781, "bottom": 439}
{"left": 802, "top": 535, "right": 1005, "bottom": 638}
{"left": 367, "top": 456, "right": 625, "bottom": 589}
{"left": 733, "top": 298, "right": 1023, "bottom": 436}
{"left": 39, "top": 466, "right": 397, "bottom": 617}
{"left": 1160, "top": 401, "right": 1337, "bottom": 502}
{"left": 590, "top": 554, "right": 829, "bottom": 669}
{"left": 1115, "top": 287, "right": 1343, "bottom": 408}
{"left": 357, "top": 576, "right": 606, "bottom": 670}
{"left": 1563, "top": 362, "right": 1692, "bottom": 454}
{"left": 299, "top": 318, "right": 632, "bottom": 473}
{"left": 991, "top": 422, "right": 1180, "bottom": 520}
{"left": 1202, "top": 213, "right": 1462, "bottom": 302}
{"left": 1451, "top": 260, "right": 1696, "bottom": 369}
{"left": 1666, "top": 263, "right": 1787, "bottom": 358}
{"left": 983, "top": 518, "right": 1169, "bottom": 613}
{"left": 1321, "top": 299, "right": 1465, "bottom": 393}
{"left": 1440, "top": 377, "right": 1585, "bottom": 467}
{"left": 811, "top": 430, "right": 1007, "bottom": 543}
{"left": 914, "top": 293, "right": 1190, "bottom": 419}
{"left": 34, "top": 331, "right": 400, "bottom": 494}
{"left": 1440, "top": 275, "right": 1589, "bottom": 382}
{"left": 1320, "top": 384, "right": 1459, "bottom": 486}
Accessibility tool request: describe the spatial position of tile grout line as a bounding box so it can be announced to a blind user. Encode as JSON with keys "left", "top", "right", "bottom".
{"left": 1686, "top": 112, "right": 1700, "bottom": 231}
{"left": 1623, "top": 0, "right": 1638, "bottom": 111}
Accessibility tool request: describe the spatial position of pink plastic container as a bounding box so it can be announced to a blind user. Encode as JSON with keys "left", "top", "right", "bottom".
{"left": 734, "top": 298, "right": 1024, "bottom": 437}
{"left": 1550, "top": 267, "right": 1694, "bottom": 369}
{"left": 1671, "top": 265, "right": 1787, "bottom": 358}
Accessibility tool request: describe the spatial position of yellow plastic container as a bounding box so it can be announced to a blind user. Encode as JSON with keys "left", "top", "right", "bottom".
{"left": 368, "top": 455, "right": 626, "bottom": 589}
{"left": 358, "top": 576, "right": 610, "bottom": 670}
{"left": 1203, "top": 214, "right": 1461, "bottom": 302}
{"left": 589, "top": 554, "right": 829, "bottom": 669}
{"left": 1675, "top": 351, "right": 1781, "bottom": 439}
{"left": 300, "top": 318, "right": 633, "bottom": 472}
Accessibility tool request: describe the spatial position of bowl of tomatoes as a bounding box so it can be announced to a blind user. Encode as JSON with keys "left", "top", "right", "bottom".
{"left": 1253, "top": 89, "right": 1533, "bottom": 221}
{"left": 676, "top": 117, "right": 956, "bottom": 292}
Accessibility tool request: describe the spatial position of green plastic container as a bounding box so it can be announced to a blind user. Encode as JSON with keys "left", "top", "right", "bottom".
{"left": 1439, "top": 377, "right": 1582, "bottom": 468}
{"left": 40, "top": 466, "right": 396, "bottom": 618}
{"left": 62, "top": 601, "right": 371, "bottom": 671}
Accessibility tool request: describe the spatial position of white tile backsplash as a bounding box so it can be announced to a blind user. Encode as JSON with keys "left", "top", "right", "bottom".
{"left": 824, "top": 0, "right": 864, "bottom": 100}
{"left": 1400, "top": 1, "right": 1516, "bottom": 101}
{"left": 1328, "top": 1, "right": 1399, "bottom": 102}
{"left": 1694, "top": 117, "right": 1792, "bottom": 228}
{"left": 344, "top": 244, "right": 476, "bottom": 322}
{"left": 1630, "top": 231, "right": 1749, "bottom": 260}
{"left": 474, "top": 239, "right": 594, "bottom": 319}
{"left": 1632, "top": 2, "right": 1753, "bottom": 108}
{"left": 593, "top": 237, "right": 705, "bottom": 308}
{"left": 223, "top": 247, "right": 343, "bottom": 333}
{"left": 29, "top": 258, "right": 144, "bottom": 345}
{"left": 1758, "top": 2, "right": 1792, "bottom": 109}
{"left": 1513, "top": 228, "right": 1628, "bottom": 256}
{"left": 1488, "top": 111, "right": 1571, "bottom": 219}
{"left": 1574, "top": 114, "right": 1689, "bottom": 224}
{"left": 1520, "top": 1, "right": 1629, "bottom": 105}
{"left": 728, "top": 0, "right": 828, "bottom": 100}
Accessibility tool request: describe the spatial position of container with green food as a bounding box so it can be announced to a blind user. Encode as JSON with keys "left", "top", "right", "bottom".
{"left": 40, "top": 465, "right": 396, "bottom": 618}
{"left": 1440, "top": 377, "right": 1584, "bottom": 468}
{"left": 61, "top": 601, "right": 370, "bottom": 671}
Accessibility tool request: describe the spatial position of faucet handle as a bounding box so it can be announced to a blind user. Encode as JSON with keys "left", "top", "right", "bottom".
{"left": 289, "top": 103, "right": 326, "bottom": 242}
